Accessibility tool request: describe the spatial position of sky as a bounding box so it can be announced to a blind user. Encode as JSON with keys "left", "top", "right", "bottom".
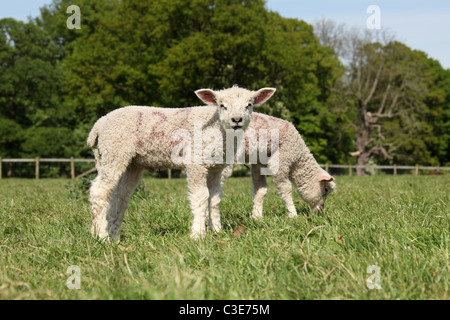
{"left": 266, "top": 0, "right": 450, "bottom": 69}
{"left": 1, "top": 0, "right": 449, "bottom": 69}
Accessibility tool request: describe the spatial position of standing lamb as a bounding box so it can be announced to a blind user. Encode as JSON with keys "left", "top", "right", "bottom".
{"left": 87, "top": 86, "right": 276, "bottom": 240}
{"left": 220, "top": 112, "right": 335, "bottom": 221}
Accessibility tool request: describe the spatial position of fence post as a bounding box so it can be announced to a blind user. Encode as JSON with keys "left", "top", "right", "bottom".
{"left": 35, "top": 157, "right": 40, "bottom": 180}
{"left": 325, "top": 163, "right": 329, "bottom": 172}
{"left": 349, "top": 164, "right": 352, "bottom": 176}
{"left": 415, "top": 164, "right": 419, "bottom": 176}
{"left": 168, "top": 168, "right": 172, "bottom": 179}
{"left": 70, "top": 157, "right": 75, "bottom": 179}
{"left": 0, "top": 157, "right": 2, "bottom": 180}
{"left": 393, "top": 164, "right": 397, "bottom": 176}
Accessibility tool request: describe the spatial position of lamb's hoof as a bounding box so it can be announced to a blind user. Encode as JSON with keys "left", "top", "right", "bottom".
{"left": 91, "top": 227, "right": 110, "bottom": 242}
{"left": 108, "top": 227, "right": 121, "bottom": 242}
{"left": 251, "top": 214, "right": 263, "bottom": 220}
{"left": 190, "top": 231, "right": 205, "bottom": 241}
{"left": 287, "top": 212, "right": 298, "bottom": 218}
{"left": 93, "top": 234, "right": 110, "bottom": 243}
{"left": 208, "top": 224, "right": 222, "bottom": 234}
{"left": 108, "top": 233, "right": 121, "bottom": 243}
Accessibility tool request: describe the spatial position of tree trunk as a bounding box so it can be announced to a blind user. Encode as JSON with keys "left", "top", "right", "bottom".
{"left": 355, "top": 113, "right": 371, "bottom": 176}
{"left": 356, "top": 152, "right": 370, "bottom": 176}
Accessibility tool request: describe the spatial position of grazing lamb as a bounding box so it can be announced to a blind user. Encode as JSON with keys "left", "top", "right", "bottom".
{"left": 220, "top": 112, "right": 336, "bottom": 221}
{"left": 87, "top": 86, "right": 276, "bottom": 240}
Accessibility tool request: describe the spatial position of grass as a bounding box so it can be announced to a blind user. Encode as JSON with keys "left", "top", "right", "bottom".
{"left": 0, "top": 174, "right": 448, "bottom": 300}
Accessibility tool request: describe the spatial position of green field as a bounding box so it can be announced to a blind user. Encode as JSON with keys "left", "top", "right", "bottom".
{"left": 0, "top": 175, "right": 448, "bottom": 300}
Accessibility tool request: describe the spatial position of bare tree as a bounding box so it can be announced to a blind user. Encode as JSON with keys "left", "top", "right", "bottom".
{"left": 314, "top": 19, "right": 430, "bottom": 175}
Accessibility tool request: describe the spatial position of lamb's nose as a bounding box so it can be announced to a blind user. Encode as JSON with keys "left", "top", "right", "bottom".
{"left": 232, "top": 117, "right": 243, "bottom": 123}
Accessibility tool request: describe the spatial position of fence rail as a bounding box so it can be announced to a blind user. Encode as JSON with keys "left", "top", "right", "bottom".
{"left": 0, "top": 157, "right": 95, "bottom": 179}
{"left": 0, "top": 157, "right": 448, "bottom": 179}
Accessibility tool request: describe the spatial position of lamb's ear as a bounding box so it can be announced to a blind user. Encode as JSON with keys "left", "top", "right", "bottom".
{"left": 195, "top": 89, "right": 217, "bottom": 105}
{"left": 253, "top": 88, "right": 276, "bottom": 106}
{"left": 318, "top": 173, "right": 334, "bottom": 182}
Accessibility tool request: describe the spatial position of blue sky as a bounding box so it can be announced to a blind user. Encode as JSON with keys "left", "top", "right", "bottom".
{"left": 266, "top": 0, "right": 450, "bottom": 69}
{"left": 1, "top": 0, "right": 449, "bottom": 69}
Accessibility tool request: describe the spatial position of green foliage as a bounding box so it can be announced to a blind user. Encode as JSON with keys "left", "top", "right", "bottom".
{"left": 0, "top": 0, "right": 449, "bottom": 176}
{"left": 327, "top": 35, "right": 450, "bottom": 166}
{"left": 0, "top": 118, "right": 23, "bottom": 157}
{"left": 377, "top": 45, "right": 450, "bottom": 166}
{"left": 260, "top": 13, "right": 343, "bottom": 163}
{"left": 0, "top": 17, "right": 74, "bottom": 169}
{"left": 20, "top": 127, "right": 76, "bottom": 158}
{"left": 0, "top": 18, "right": 66, "bottom": 128}
{"left": 49, "top": 0, "right": 342, "bottom": 162}
{"left": 423, "top": 59, "right": 450, "bottom": 166}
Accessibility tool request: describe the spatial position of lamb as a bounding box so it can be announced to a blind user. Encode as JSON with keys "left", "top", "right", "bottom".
{"left": 87, "top": 86, "right": 276, "bottom": 240}
{"left": 220, "top": 112, "right": 336, "bottom": 221}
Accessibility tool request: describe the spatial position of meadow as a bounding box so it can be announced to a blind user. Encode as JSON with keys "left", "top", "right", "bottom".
{"left": 0, "top": 174, "right": 448, "bottom": 300}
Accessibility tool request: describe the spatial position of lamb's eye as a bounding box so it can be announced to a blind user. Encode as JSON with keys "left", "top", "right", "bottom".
{"left": 220, "top": 104, "right": 227, "bottom": 110}
{"left": 324, "top": 187, "right": 329, "bottom": 194}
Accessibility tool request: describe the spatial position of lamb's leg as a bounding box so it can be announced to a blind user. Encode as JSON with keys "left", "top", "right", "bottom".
{"left": 251, "top": 165, "right": 268, "bottom": 219}
{"left": 89, "top": 164, "right": 128, "bottom": 240}
{"left": 220, "top": 164, "right": 233, "bottom": 186}
{"left": 207, "top": 171, "right": 223, "bottom": 234}
{"left": 272, "top": 175, "right": 297, "bottom": 218}
{"left": 106, "top": 165, "right": 143, "bottom": 240}
{"left": 186, "top": 166, "right": 209, "bottom": 240}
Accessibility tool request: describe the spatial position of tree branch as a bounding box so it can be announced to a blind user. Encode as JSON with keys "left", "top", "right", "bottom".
{"left": 368, "top": 145, "right": 389, "bottom": 159}
{"left": 363, "top": 60, "right": 385, "bottom": 107}
{"left": 377, "top": 67, "right": 394, "bottom": 115}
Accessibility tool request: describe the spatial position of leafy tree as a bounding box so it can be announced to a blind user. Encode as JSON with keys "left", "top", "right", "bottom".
{"left": 314, "top": 20, "right": 449, "bottom": 173}
{"left": 261, "top": 13, "right": 342, "bottom": 163}
{"left": 6, "top": 1, "right": 446, "bottom": 177}
{"left": 21, "top": 127, "right": 75, "bottom": 157}
{"left": 0, "top": 118, "right": 23, "bottom": 157}
{"left": 423, "top": 59, "right": 450, "bottom": 166}
{"left": 0, "top": 18, "right": 67, "bottom": 128}
{"left": 43, "top": 0, "right": 340, "bottom": 163}
{"left": 0, "top": 18, "right": 69, "bottom": 162}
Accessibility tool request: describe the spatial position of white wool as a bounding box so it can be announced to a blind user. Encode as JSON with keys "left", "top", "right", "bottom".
{"left": 87, "top": 86, "right": 276, "bottom": 240}
{"left": 221, "top": 112, "right": 336, "bottom": 220}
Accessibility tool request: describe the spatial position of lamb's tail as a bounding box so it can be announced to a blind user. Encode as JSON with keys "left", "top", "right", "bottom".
{"left": 87, "top": 120, "right": 100, "bottom": 149}
{"left": 87, "top": 120, "right": 102, "bottom": 170}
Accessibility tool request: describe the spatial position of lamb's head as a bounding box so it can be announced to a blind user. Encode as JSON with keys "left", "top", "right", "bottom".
{"left": 195, "top": 86, "right": 276, "bottom": 131}
{"left": 296, "top": 170, "right": 336, "bottom": 213}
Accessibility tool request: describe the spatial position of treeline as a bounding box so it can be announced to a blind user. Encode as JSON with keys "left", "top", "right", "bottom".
{"left": 0, "top": 0, "right": 449, "bottom": 177}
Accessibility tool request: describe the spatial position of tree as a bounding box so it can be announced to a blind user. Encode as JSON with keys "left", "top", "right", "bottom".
{"left": 0, "top": 18, "right": 68, "bottom": 159}
{"left": 0, "top": 18, "right": 67, "bottom": 128}
{"left": 261, "top": 13, "right": 342, "bottom": 163}
{"left": 41, "top": 0, "right": 340, "bottom": 167}
{"left": 314, "top": 20, "right": 446, "bottom": 174}
{"left": 423, "top": 59, "right": 450, "bottom": 166}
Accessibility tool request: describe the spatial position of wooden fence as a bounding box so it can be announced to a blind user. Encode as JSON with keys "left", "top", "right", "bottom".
{"left": 0, "top": 157, "right": 448, "bottom": 179}
{"left": 321, "top": 163, "right": 449, "bottom": 176}
{"left": 0, "top": 157, "right": 94, "bottom": 179}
